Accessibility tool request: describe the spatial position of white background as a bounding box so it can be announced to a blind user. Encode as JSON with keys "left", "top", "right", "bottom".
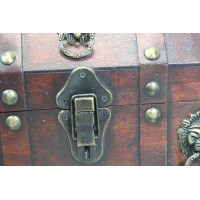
{"left": 0, "top": 0, "right": 200, "bottom": 199}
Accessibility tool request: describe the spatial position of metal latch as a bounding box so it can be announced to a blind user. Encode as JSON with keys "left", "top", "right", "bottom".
{"left": 56, "top": 67, "right": 112, "bottom": 164}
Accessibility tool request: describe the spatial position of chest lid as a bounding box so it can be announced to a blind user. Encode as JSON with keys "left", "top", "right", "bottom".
{"left": 0, "top": 33, "right": 140, "bottom": 112}
{"left": 1, "top": 33, "right": 200, "bottom": 113}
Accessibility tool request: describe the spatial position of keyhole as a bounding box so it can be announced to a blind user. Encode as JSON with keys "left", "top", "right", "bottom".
{"left": 84, "top": 146, "right": 90, "bottom": 159}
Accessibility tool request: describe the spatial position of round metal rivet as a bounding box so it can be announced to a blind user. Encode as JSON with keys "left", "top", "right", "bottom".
{"left": 145, "top": 81, "right": 161, "bottom": 96}
{"left": 102, "top": 96, "right": 108, "bottom": 102}
{"left": 79, "top": 72, "right": 86, "bottom": 79}
{"left": 6, "top": 115, "right": 22, "bottom": 131}
{"left": 0, "top": 51, "right": 16, "bottom": 65}
{"left": 144, "top": 47, "right": 160, "bottom": 61}
{"left": 145, "top": 108, "right": 162, "bottom": 123}
{"left": 1, "top": 89, "right": 18, "bottom": 105}
{"left": 63, "top": 115, "right": 68, "bottom": 120}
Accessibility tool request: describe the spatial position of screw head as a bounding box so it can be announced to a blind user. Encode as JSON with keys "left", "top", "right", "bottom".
{"left": 102, "top": 96, "right": 108, "bottom": 102}
{"left": 79, "top": 72, "right": 86, "bottom": 79}
{"left": 145, "top": 107, "right": 162, "bottom": 123}
{"left": 63, "top": 115, "right": 68, "bottom": 120}
{"left": 1, "top": 89, "right": 18, "bottom": 105}
{"left": 0, "top": 51, "right": 16, "bottom": 65}
{"left": 144, "top": 47, "right": 160, "bottom": 61}
{"left": 145, "top": 81, "right": 161, "bottom": 96}
{"left": 6, "top": 115, "right": 22, "bottom": 131}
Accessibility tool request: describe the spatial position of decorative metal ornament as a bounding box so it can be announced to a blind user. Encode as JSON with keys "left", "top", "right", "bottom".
{"left": 6, "top": 115, "right": 22, "bottom": 131}
{"left": 56, "top": 67, "right": 112, "bottom": 164}
{"left": 177, "top": 110, "right": 200, "bottom": 166}
{"left": 145, "top": 107, "right": 162, "bottom": 123}
{"left": 58, "top": 33, "right": 95, "bottom": 59}
{"left": 144, "top": 47, "right": 160, "bottom": 61}
{"left": 145, "top": 81, "right": 161, "bottom": 97}
{"left": 185, "top": 153, "right": 200, "bottom": 166}
{"left": 0, "top": 51, "right": 16, "bottom": 65}
{"left": 1, "top": 89, "right": 18, "bottom": 105}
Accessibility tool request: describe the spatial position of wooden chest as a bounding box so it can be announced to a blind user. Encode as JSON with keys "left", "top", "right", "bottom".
{"left": 0, "top": 33, "right": 200, "bottom": 166}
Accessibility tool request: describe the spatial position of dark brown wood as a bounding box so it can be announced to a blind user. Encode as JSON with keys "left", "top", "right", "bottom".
{"left": 137, "top": 33, "right": 168, "bottom": 165}
{"left": 168, "top": 101, "right": 200, "bottom": 166}
{"left": 22, "top": 33, "right": 139, "bottom": 72}
{"left": 167, "top": 37, "right": 200, "bottom": 165}
{"left": 165, "top": 33, "right": 200, "bottom": 65}
{"left": 169, "top": 66, "right": 200, "bottom": 103}
{"left": 136, "top": 33, "right": 167, "bottom": 65}
{"left": 27, "top": 105, "right": 139, "bottom": 166}
{"left": 24, "top": 68, "right": 139, "bottom": 110}
{"left": 0, "top": 112, "right": 32, "bottom": 166}
{"left": 140, "top": 103, "right": 167, "bottom": 166}
{"left": 0, "top": 34, "right": 25, "bottom": 112}
{"left": 140, "top": 64, "right": 168, "bottom": 104}
{"left": 1, "top": 33, "right": 200, "bottom": 166}
{"left": 0, "top": 136, "right": 3, "bottom": 165}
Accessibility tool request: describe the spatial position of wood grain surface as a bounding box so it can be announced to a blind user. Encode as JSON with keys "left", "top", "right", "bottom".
{"left": 0, "top": 112, "right": 32, "bottom": 166}
{"left": 164, "top": 33, "right": 200, "bottom": 65}
{"left": 22, "top": 33, "right": 139, "bottom": 72}
{"left": 27, "top": 105, "right": 139, "bottom": 166}
{"left": 0, "top": 33, "right": 25, "bottom": 113}
{"left": 169, "top": 66, "right": 200, "bottom": 103}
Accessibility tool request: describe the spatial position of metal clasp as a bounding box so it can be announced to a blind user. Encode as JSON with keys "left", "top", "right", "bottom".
{"left": 72, "top": 95, "right": 97, "bottom": 161}
{"left": 57, "top": 67, "right": 112, "bottom": 164}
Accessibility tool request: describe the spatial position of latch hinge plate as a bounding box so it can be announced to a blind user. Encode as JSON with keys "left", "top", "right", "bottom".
{"left": 56, "top": 67, "right": 112, "bottom": 164}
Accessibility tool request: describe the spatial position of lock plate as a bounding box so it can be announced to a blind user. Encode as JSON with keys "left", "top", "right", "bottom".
{"left": 57, "top": 67, "right": 112, "bottom": 164}
{"left": 56, "top": 67, "right": 112, "bottom": 109}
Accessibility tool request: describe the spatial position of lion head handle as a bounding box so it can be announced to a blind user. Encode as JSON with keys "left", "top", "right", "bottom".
{"left": 177, "top": 111, "right": 200, "bottom": 158}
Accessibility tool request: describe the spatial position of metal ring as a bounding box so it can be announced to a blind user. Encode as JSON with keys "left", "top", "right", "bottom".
{"left": 58, "top": 33, "right": 95, "bottom": 59}
{"left": 185, "top": 153, "right": 200, "bottom": 166}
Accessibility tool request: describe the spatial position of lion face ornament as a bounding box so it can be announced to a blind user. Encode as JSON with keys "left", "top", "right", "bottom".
{"left": 177, "top": 111, "right": 200, "bottom": 166}
{"left": 188, "top": 129, "right": 200, "bottom": 151}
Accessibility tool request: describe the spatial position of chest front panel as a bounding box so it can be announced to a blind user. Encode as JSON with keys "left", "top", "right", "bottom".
{"left": 0, "top": 33, "right": 199, "bottom": 166}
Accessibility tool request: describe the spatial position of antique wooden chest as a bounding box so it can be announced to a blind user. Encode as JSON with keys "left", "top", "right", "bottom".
{"left": 0, "top": 33, "right": 200, "bottom": 166}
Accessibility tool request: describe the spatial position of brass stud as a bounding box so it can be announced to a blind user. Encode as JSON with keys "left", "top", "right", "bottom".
{"left": 144, "top": 47, "right": 160, "bottom": 61}
{"left": 73, "top": 33, "right": 81, "bottom": 40}
{"left": 0, "top": 51, "right": 16, "bottom": 65}
{"left": 6, "top": 115, "right": 22, "bottom": 131}
{"left": 145, "top": 108, "right": 162, "bottom": 123}
{"left": 1, "top": 89, "right": 18, "bottom": 105}
{"left": 145, "top": 81, "right": 161, "bottom": 96}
